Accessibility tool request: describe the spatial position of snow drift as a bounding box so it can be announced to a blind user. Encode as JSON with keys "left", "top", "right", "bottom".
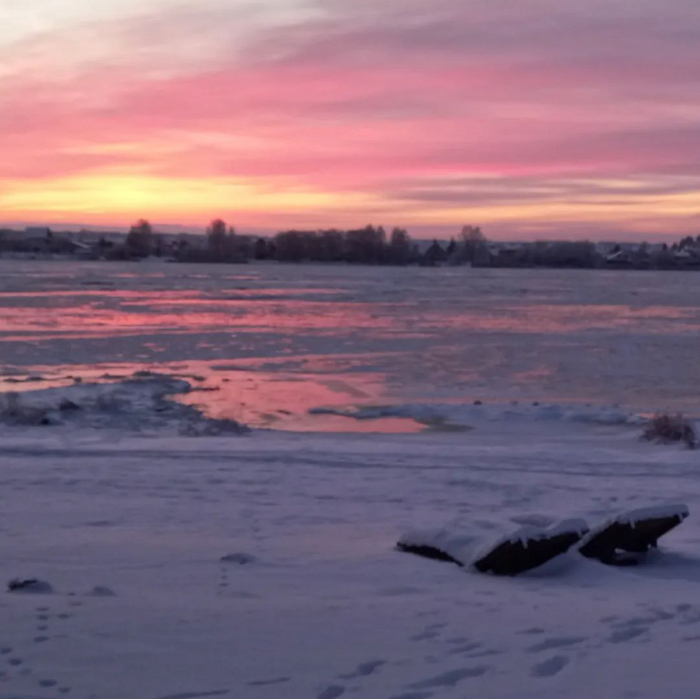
{"left": 0, "top": 374, "right": 248, "bottom": 436}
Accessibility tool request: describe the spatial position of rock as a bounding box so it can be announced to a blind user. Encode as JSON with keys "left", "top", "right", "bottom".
{"left": 7, "top": 578, "right": 54, "bottom": 594}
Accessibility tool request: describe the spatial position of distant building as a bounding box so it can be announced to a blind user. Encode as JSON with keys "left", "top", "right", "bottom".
{"left": 605, "top": 249, "right": 635, "bottom": 268}
{"left": 421, "top": 240, "right": 448, "bottom": 266}
{"left": 25, "top": 226, "right": 51, "bottom": 237}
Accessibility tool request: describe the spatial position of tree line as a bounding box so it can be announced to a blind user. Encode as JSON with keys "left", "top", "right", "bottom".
{"left": 117, "top": 219, "right": 488, "bottom": 266}
{"left": 8, "top": 219, "right": 700, "bottom": 270}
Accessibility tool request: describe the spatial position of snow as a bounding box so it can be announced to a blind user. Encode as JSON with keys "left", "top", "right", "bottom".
{"left": 4, "top": 261, "right": 700, "bottom": 698}
{"left": 398, "top": 518, "right": 590, "bottom": 569}
{"left": 578, "top": 504, "right": 690, "bottom": 553}
{"left": 616, "top": 504, "right": 690, "bottom": 525}
{"left": 0, "top": 374, "right": 248, "bottom": 435}
{"left": 397, "top": 528, "right": 482, "bottom": 566}
{"left": 2, "top": 419, "right": 700, "bottom": 699}
{"left": 547, "top": 518, "right": 590, "bottom": 537}
{"left": 309, "top": 402, "right": 645, "bottom": 429}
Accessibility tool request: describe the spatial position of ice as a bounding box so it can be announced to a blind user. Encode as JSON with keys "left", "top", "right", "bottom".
{"left": 3, "top": 261, "right": 700, "bottom": 423}
{"left": 310, "top": 401, "right": 644, "bottom": 429}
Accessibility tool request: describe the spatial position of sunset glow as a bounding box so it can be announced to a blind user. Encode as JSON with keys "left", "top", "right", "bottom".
{"left": 2, "top": 0, "right": 700, "bottom": 238}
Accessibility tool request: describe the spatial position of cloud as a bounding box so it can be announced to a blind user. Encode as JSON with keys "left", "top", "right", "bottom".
{"left": 1, "top": 0, "right": 700, "bottom": 236}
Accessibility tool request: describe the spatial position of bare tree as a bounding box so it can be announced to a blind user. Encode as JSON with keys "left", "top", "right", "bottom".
{"left": 126, "top": 219, "right": 154, "bottom": 257}
{"left": 388, "top": 227, "right": 411, "bottom": 264}
{"left": 453, "top": 225, "right": 486, "bottom": 263}
{"left": 207, "top": 219, "right": 228, "bottom": 257}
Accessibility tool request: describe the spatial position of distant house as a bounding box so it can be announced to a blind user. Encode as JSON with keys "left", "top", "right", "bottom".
{"left": 492, "top": 243, "right": 527, "bottom": 267}
{"left": 605, "top": 249, "right": 635, "bottom": 268}
{"left": 673, "top": 248, "right": 700, "bottom": 267}
{"left": 0, "top": 229, "right": 26, "bottom": 243}
{"left": 0, "top": 227, "right": 84, "bottom": 256}
{"left": 421, "top": 240, "right": 448, "bottom": 266}
{"left": 25, "top": 226, "right": 51, "bottom": 237}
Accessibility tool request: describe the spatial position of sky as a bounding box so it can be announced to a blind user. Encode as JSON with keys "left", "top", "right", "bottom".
{"left": 1, "top": 0, "right": 700, "bottom": 239}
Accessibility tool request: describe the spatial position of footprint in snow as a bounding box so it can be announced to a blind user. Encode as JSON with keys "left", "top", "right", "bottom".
{"left": 411, "top": 622, "right": 446, "bottom": 642}
{"left": 317, "top": 685, "right": 345, "bottom": 699}
{"left": 466, "top": 648, "right": 503, "bottom": 659}
{"left": 155, "top": 691, "right": 230, "bottom": 699}
{"left": 339, "top": 660, "right": 385, "bottom": 679}
{"left": 85, "top": 586, "right": 116, "bottom": 597}
{"left": 527, "top": 636, "right": 587, "bottom": 653}
{"left": 247, "top": 677, "right": 290, "bottom": 687}
{"left": 408, "top": 666, "right": 488, "bottom": 689}
{"left": 217, "top": 554, "right": 255, "bottom": 596}
{"left": 4, "top": 596, "right": 86, "bottom": 694}
{"left": 530, "top": 655, "right": 569, "bottom": 678}
{"left": 608, "top": 626, "right": 648, "bottom": 643}
{"left": 447, "top": 642, "right": 482, "bottom": 655}
{"left": 220, "top": 553, "right": 256, "bottom": 565}
{"left": 411, "top": 630, "right": 441, "bottom": 641}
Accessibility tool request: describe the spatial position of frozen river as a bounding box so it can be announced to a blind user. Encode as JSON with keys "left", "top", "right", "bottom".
{"left": 1, "top": 259, "right": 699, "bottom": 430}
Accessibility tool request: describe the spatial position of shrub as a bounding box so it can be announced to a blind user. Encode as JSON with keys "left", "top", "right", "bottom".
{"left": 0, "top": 392, "right": 52, "bottom": 426}
{"left": 642, "top": 413, "right": 696, "bottom": 449}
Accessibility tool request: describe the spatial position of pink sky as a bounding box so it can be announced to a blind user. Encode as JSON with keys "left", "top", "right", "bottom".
{"left": 2, "top": 0, "right": 700, "bottom": 239}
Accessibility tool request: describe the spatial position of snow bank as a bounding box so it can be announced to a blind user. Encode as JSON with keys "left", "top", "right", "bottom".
{"left": 310, "top": 400, "right": 645, "bottom": 429}
{"left": 0, "top": 374, "right": 248, "bottom": 436}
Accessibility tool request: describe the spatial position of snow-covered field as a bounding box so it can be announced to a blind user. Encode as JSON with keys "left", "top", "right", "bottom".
{"left": 2, "top": 261, "right": 700, "bottom": 698}
{"left": 3, "top": 420, "right": 700, "bottom": 699}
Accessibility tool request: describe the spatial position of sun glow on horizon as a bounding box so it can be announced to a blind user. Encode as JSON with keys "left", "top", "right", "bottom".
{"left": 0, "top": 173, "right": 387, "bottom": 227}
{"left": 2, "top": 1, "right": 700, "bottom": 238}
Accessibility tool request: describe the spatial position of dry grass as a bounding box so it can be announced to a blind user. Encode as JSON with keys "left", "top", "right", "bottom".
{"left": 642, "top": 413, "right": 697, "bottom": 449}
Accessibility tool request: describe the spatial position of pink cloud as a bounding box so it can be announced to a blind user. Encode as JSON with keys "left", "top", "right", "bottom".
{"left": 2, "top": 0, "right": 700, "bottom": 237}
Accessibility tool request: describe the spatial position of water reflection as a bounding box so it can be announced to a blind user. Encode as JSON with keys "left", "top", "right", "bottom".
{"left": 0, "top": 361, "right": 424, "bottom": 433}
